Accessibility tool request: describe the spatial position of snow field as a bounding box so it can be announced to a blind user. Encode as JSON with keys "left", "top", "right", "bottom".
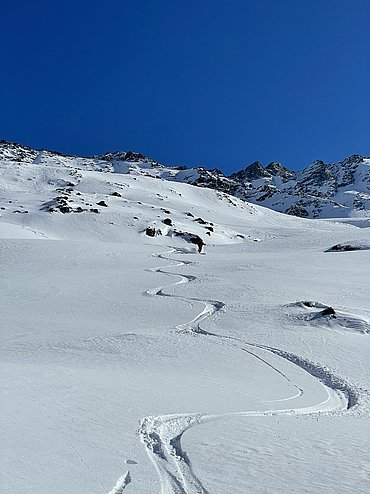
{"left": 1, "top": 153, "right": 370, "bottom": 493}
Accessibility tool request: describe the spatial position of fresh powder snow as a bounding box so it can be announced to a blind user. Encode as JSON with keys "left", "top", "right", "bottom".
{"left": 1, "top": 142, "right": 369, "bottom": 493}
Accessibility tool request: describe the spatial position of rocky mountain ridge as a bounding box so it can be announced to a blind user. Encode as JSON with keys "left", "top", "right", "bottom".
{"left": 1, "top": 140, "right": 369, "bottom": 219}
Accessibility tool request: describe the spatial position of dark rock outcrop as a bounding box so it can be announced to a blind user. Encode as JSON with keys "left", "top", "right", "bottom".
{"left": 174, "top": 231, "right": 205, "bottom": 253}
{"left": 285, "top": 204, "right": 309, "bottom": 217}
{"left": 327, "top": 243, "right": 364, "bottom": 252}
{"left": 145, "top": 227, "right": 156, "bottom": 237}
{"left": 231, "top": 161, "right": 271, "bottom": 182}
{"left": 319, "top": 307, "right": 336, "bottom": 317}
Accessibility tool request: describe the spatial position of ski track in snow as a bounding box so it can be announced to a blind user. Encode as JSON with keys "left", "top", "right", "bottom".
{"left": 107, "top": 471, "right": 131, "bottom": 493}
{"left": 109, "top": 248, "right": 367, "bottom": 494}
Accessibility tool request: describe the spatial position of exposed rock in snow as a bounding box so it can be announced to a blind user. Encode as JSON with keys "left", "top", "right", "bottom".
{"left": 326, "top": 241, "right": 370, "bottom": 252}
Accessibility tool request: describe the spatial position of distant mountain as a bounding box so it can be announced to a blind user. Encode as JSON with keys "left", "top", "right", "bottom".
{"left": 228, "top": 155, "right": 370, "bottom": 218}
{"left": 1, "top": 140, "right": 369, "bottom": 218}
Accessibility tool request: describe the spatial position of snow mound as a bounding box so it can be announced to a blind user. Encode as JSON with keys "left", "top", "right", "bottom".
{"left": 289, "top": 301, "right": 370, "bottom": 335}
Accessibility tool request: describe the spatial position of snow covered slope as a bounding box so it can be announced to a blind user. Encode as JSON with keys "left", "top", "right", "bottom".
{"left": 2, "top": 140, "right": 369, "bottom": 220}
{"left": 1, "top": 140, "right": 370, "bottom": 494}
{"left": 0, "top": 140, "right": 264, "bottom": 247}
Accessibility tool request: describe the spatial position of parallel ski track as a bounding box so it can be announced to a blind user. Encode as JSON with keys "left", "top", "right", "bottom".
{"left": 110, "top": 248, "right": 366, "bottom": 494}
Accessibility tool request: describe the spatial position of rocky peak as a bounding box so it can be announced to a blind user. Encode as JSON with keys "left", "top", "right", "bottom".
{"left": 265, "top": 162, "right": 293, "bottom": 178}
{"left": 339, "top": 154, "right": 365, "bottom": 166}
{"left": 99, "top": 150, "right": 155, "bottom": 163}
{"left": 231, "top": 161, "right": 271, "bottom": 182}
{"left": 299, "top": 160, "right": 334, "bottom": 186}
{"left": 192, "top": 167, "right": 238, "bottom": 195}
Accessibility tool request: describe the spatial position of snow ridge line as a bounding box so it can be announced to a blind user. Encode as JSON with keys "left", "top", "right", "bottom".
{"left": 110, "top": 248, "right": 366, "bottom": 494}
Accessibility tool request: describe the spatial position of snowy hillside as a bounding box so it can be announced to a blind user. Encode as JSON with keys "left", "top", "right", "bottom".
{"left": 1, "top": 139, "right": 370, "bottom": 494}
{"left": 2, "top": 140, "right": 369, "bottom": 221}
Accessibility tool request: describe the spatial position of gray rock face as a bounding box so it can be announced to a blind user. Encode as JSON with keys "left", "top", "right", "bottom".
{"left": 265, "top": 162, "right": 292, "bottom": 178}
{"left": 99, "top": 150, "right": 155, "bottom": 164}
{"left": 231, "top": 161, "right": 271, "bottom": 182}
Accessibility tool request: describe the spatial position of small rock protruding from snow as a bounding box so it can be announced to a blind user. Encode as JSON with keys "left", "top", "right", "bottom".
{"left": 317, "top": 307, "right": 337, "bottom": 318}
{"left": 326, "top": 241, "right": 370, "bottom": 252}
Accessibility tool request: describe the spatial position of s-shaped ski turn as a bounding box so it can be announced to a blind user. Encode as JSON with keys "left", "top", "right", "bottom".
{"left": 109, "top": 247, "right": 368, "bottom": 494}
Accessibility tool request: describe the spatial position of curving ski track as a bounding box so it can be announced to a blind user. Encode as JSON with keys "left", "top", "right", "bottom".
{"left": 107, "top": 471, "right": 131, "bottom": 493}
{"left": 109, "top": 248, "right": 365, "bottom": 494}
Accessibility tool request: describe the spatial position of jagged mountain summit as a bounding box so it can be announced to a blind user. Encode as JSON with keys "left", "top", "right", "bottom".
{"left": 230, "top": 155, "right": 370, "bottom": 218}
{"left": 1, "top": 139, "right": 369, "bottom": 219}
{"left": 189, "top": 155, "right": 370, "bottom": 219}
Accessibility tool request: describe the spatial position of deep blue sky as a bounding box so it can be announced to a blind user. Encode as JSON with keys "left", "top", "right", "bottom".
{"left": 1, "top": 0, "right": 369, "bottom": 173}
